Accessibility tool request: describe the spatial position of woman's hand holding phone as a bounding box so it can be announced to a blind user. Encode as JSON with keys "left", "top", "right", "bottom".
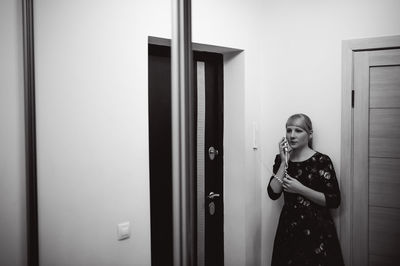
{"left": 278, "top": 137, "right": 290, "bottom": 164}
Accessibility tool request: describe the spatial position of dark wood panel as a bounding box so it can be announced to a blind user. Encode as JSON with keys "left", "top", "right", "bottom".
{"left": 369, "top": 109, "right": 400, "bottom": 158}
{"left": 369, "top": 158, "right": 400, "bottom": 208}
{"left": 369, "top": 207, "right": 400, "bottom": 259}
{"left": 370, "top": 65, "right": 400, "bottom": 108}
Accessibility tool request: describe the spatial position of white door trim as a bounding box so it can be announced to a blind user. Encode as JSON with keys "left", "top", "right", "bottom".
{"left": 341, "top": 35, "right": 400, "bottom": 266}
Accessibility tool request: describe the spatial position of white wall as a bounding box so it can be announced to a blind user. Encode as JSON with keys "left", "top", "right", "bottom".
{"left": 0, "top": 0, "right": 27, "bottom": 265}
{"left": 34, "top": 0, "right": 171, "bottom": 265}
{"left": 259, "top": 0, "right": 400, "bottom": 265}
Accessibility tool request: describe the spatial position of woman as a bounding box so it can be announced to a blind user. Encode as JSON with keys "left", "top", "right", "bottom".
{"left": 268, "top": 114, "right": 344, "bottom": 266}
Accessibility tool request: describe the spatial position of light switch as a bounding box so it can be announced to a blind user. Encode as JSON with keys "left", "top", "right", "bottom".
{"left": 117, "top": 222, "right": 130, "bottom": 241}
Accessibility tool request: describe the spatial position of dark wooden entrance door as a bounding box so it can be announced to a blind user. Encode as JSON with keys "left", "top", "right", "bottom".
{"left": 193, "top": 51, "right": 224, "bottom": 266}
{"left": 148, "top": 44, "right": 224, "bottom": 266}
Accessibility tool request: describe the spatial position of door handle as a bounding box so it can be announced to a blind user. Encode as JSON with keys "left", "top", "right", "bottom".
{"left": 208, "top": 192, "right": 220, "bottom": 199}
{"left": 208, "top": 146, "right": 219, "bottom": 160}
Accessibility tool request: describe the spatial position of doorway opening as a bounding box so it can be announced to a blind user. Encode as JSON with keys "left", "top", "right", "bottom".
{"left": 148, "top": 43, "right": 225, "bottom": 266}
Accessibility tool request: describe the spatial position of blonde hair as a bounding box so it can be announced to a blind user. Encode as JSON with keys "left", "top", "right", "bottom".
{"left": 286, "top": 113, "right": 313, "bottom": 148}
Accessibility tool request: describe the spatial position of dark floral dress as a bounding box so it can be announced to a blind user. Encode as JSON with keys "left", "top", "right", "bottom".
{"left": 267, "top": 152, "right": 344, "bottom": 266}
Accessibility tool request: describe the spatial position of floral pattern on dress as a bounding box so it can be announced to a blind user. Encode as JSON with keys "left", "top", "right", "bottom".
{"left": 267, "top": 152, "right": 344, "bottom": 266}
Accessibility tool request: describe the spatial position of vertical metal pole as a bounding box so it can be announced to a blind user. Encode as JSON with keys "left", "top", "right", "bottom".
{"left": 22, "top": 0, "right": 39, "bottom": 265}
{"left": 171, "top": 0, "right": 195, "bottom": 265}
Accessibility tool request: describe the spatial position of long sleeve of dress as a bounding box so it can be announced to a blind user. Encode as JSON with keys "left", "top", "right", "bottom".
{"left": 319, "top": 156, "right": 341, "bottom": 209}
{"left": 267, "top": 155, "right": 282, "bottom": 200}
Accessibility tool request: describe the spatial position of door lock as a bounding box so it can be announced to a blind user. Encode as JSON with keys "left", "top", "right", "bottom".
{"left": 208, "top": 146, "right": 219, "bottom": 160}
{"left": 208, "top": 202, "right": 216, "bottom": 215}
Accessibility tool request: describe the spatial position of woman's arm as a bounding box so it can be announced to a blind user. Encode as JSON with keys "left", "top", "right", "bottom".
{"left": 267, "top": 156, "right": 284, "bottom": 200}
{"left": 268, "top": 138, "right": 292, "bottom": 199}
{"left": 269, "top": 163, "right": 286, "bottom": 194}
{"left": 268, "top": 137, "right": 291, "bottom": 195}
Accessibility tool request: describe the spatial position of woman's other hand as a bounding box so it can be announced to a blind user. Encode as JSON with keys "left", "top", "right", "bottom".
{"left": 282, "top": 176, "right": 304, "bottom": 194}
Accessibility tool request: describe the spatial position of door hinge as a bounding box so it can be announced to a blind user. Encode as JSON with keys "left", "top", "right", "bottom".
{"left": 351, "top": 90, "right": 354, "bottom": 108}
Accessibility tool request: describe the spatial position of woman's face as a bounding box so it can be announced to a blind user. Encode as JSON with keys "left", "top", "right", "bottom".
{"left": 286, "top": 120, "right": 310, "bottom": 150}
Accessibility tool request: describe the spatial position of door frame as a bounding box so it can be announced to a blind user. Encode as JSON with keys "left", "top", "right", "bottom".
{"left": 148, "top": 36, "right": 245, "bottom": 265}
{"left": 340, "top": 35, "right": 400, "bottom": 266}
